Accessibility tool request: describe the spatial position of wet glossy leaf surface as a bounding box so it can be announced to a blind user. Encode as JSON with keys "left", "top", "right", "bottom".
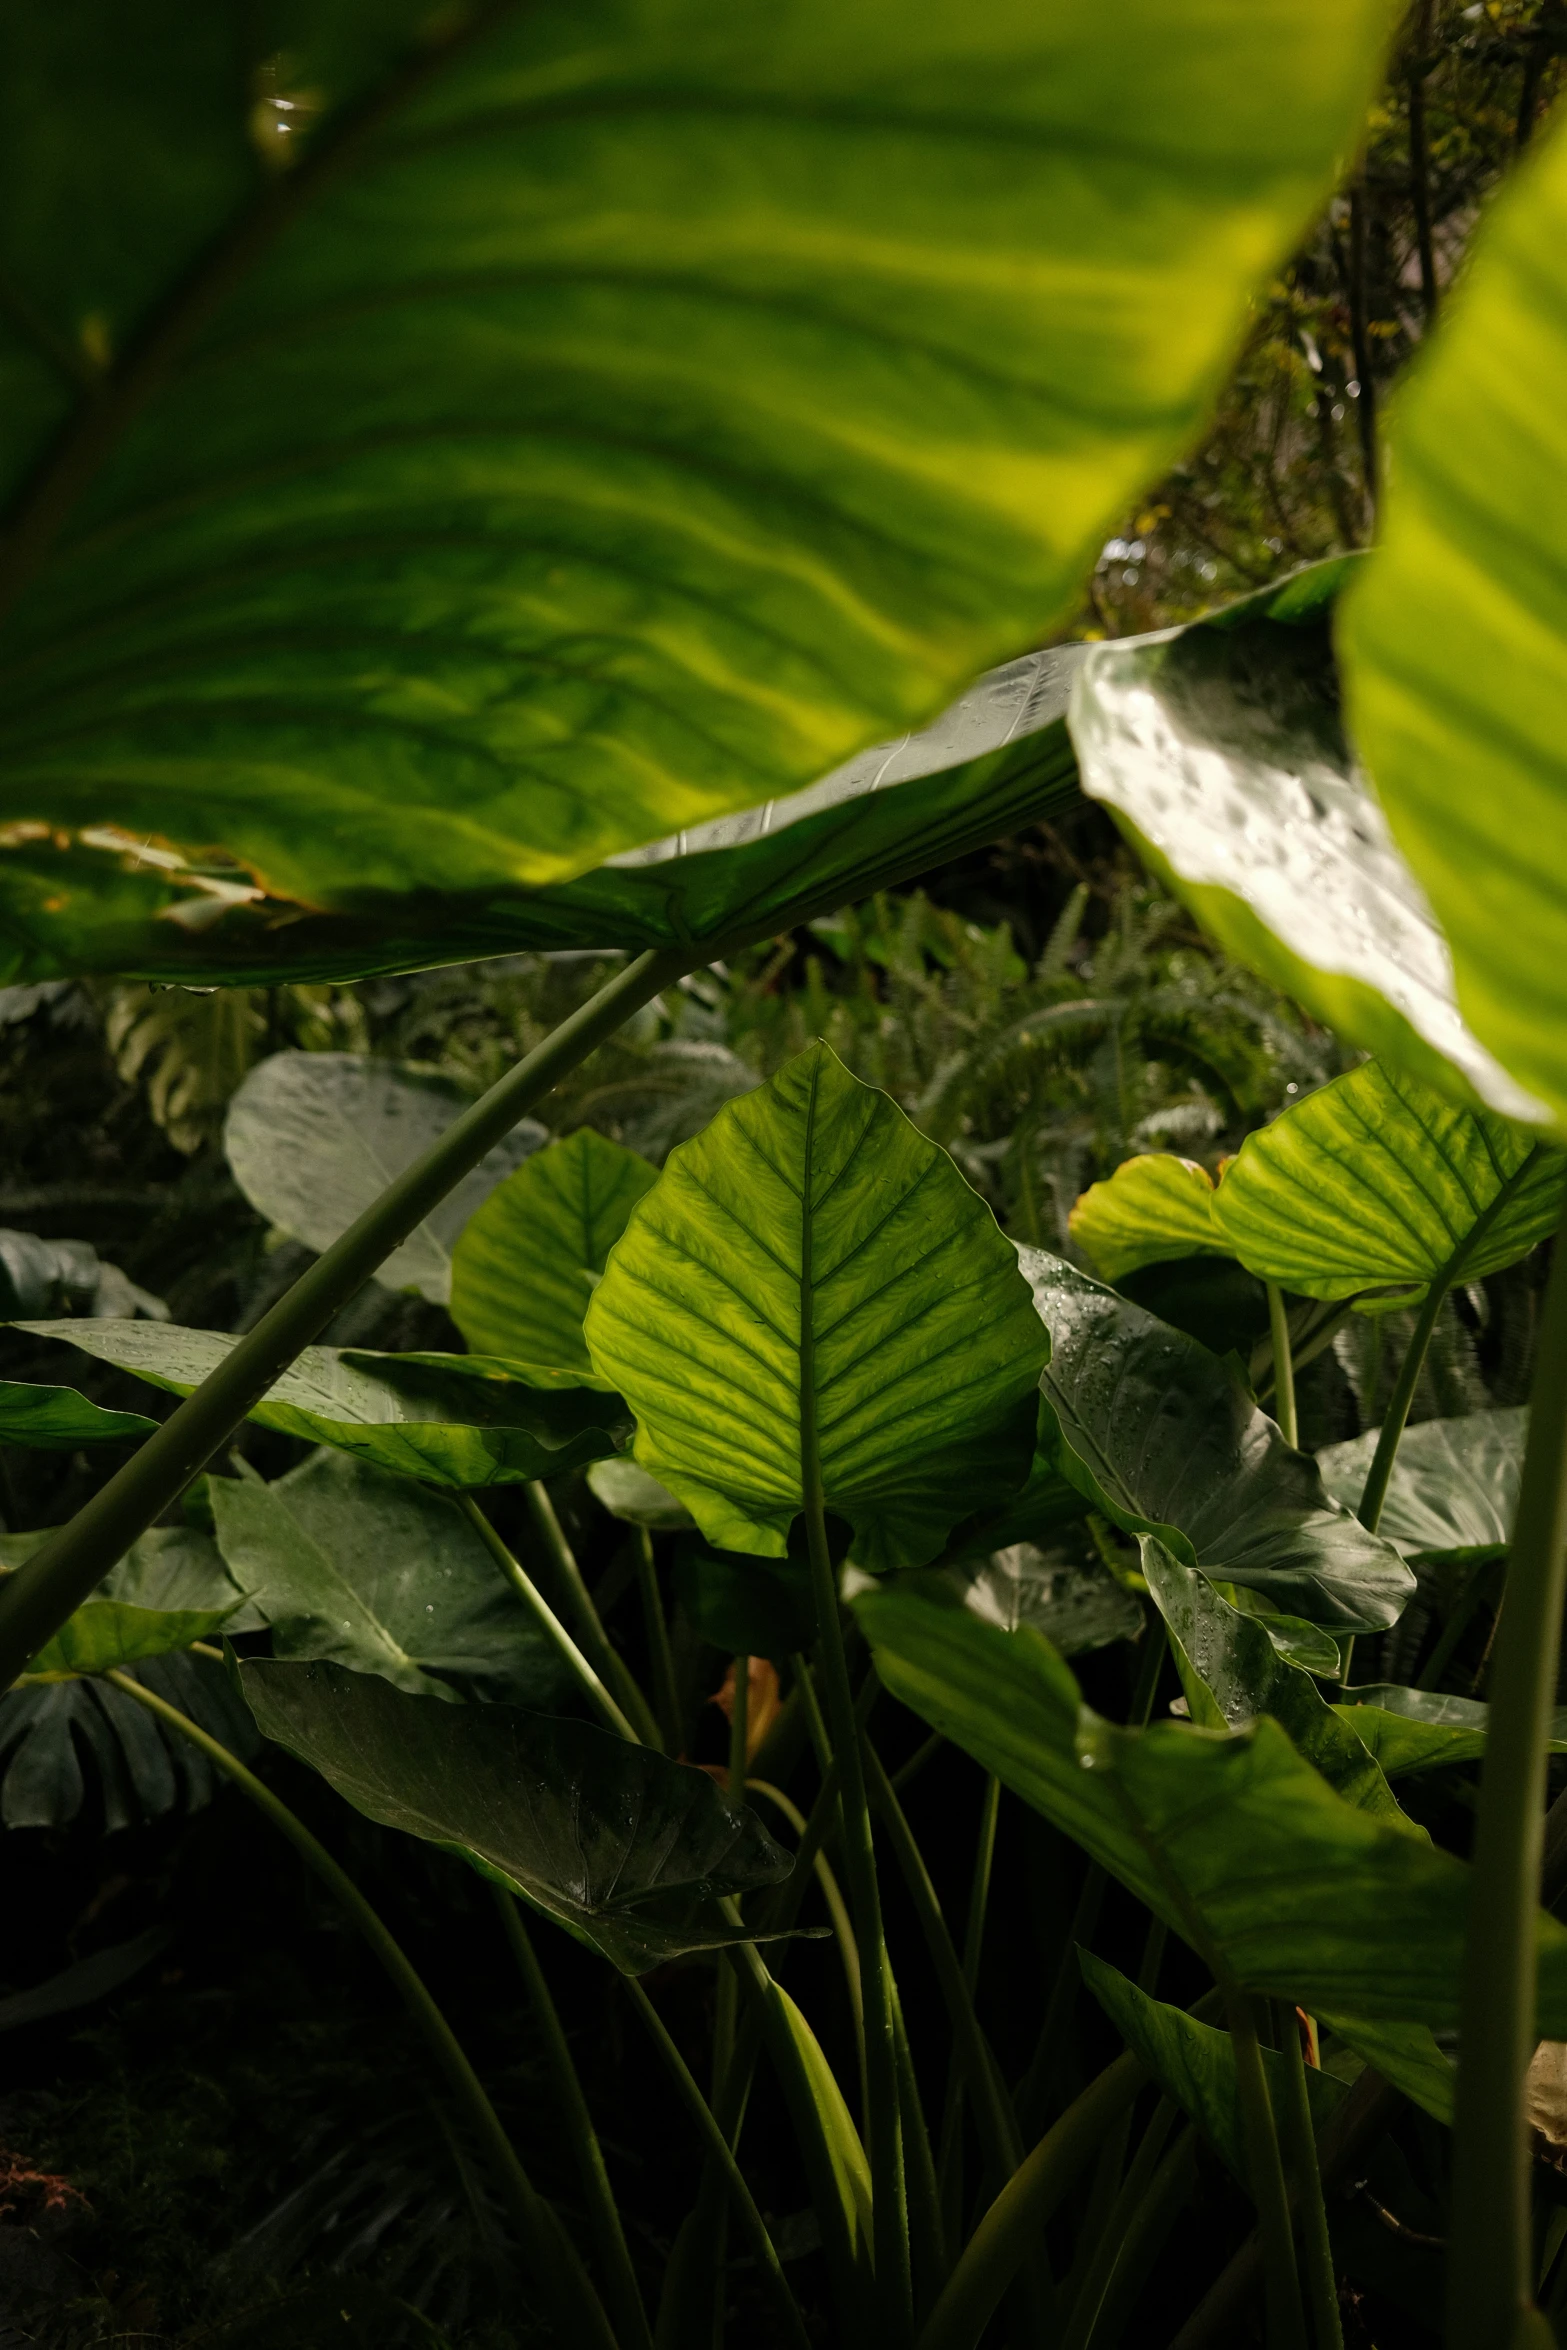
{"left": 1020, "top": 1248, "right": 1414, "bottom": 1631}
{"left": 1317, "top": 1408, "right": 1524, "bottom": 1560}
{"left": 19, "top": 1320, "right": 627, "bottom": 1488}
{"left": 210, "top": 1452, "right": 571, "bottom": 1706}
{"left": 241, "top": 1658, "right": 791, "bottom": 1974}
{"left": 451, "top": 1130, "right": 656, "bottom": 1373}
{"left": 938, "top": 1543, "right": 1143, "bottom": 1656}
{"left": 587, "top": 1042, "right": 1047, "bottom": 1570}
{"left": 1334, "top": 1684, "right": 1567, "bottom": 1777}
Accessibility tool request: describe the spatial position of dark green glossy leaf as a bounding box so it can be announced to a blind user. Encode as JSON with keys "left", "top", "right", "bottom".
{"left": 0, "top": 1226, "right": 166, "bottom": 1321}
{"left": 1068, "top": 560, "right": 1545, "bottom": 1121}
{"left": 0, "top": 1649, "right": 259, "bottom": 1832}
{"left": 224, "top": 1055, "right": 545, "bottom": 1303}
{"left": 1333, "top": 1684, "right": 1567, "bottom": 1778}
{"left": 1069, "top": 1155, "right": 1225, "bottom": 1282}
{"left": 0, "top": 1520, "right": 259, "bottom": 1626}
{"left": 1021, "top": 1248, "right": 1414, "bottom": 1631}
{"left": 1081, "top": 1952, "right": 1345, "bottom": 2181}
{"left": 940, "top": 1453, "right": 1089, "bottom": 1565}
{"left": 673, "top": 1536, "right": 816, "bottom": 1659}
{"left": 934, "top": 1543, "right": 1143, "bottom": 1657}
{"left": 1140, "top": 1537, "right": 1404, "bottom": 1821}
{"left": 210, "top": 1451, "right": 570, "bottom": 1706}
{"left": 851, "top": 1568, "right": 1567, "bottom": 2028}
{"left": 586, "top": 1042, "right": 1047, "bottom": 1571}
{"left": 1339, "top": 116, "right": 1567, "bottom": 1133}
{"left": 0, "top": 4, "right": 1392, "bottom": 985}
{"left": 18, "top": 1595, "right": 240, "bottom": 1683}
{"left": 19, "top": 1319, "right": 627, "bottom": 1487}
{"left": 452, "top": 1129, "right": 656, "bottom": 1372}
{"left": 1212, "top": 1061, "right": 1564, "bottom": 1300}
{"left": 588, "top": 1457, "right": 694, "bottom": 1531}
{"left": 1318, "top": 2011, "right": 1455, "bottom": 2125}
{"left": 241, "top": 1658, "right": 790, "bottom": 1974}
{"left": 1318, "top": 1409, "right": 1524, "bottom": 1562}
{"left": 0, "top": 1376, "right": 154, "bottom": 1449}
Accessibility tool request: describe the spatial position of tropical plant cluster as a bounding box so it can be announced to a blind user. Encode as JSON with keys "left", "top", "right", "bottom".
{"left": 6, "top": 6, "right": 1567, "bottom": 2350}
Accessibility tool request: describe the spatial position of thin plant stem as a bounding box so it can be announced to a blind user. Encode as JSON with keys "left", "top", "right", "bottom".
{"left": 102, "top": 1668, "right": 617, "bottom": 2349}
{"left": 1449, "top": 1202, "right": 1567, "bottom": 2346}
{"left": 892, "top": 1966, "right": 949, "bottom": 2318}
{"left": 1057, "top": 2095, "right": 1179, "bottom": 2350}
{"left": 937, "top": 1775, "right": 1002, "bottom": 2231}
{"left": 633, "top": 1527, "right": 682, "bottom": 1751}
{"left": 0, "top": 944, "right": 691, "bottom": 1689}
{"left": 526, "top": 1481, "right": 664, "bottom": 1747}
{"left": 1346, "top": 177, "right": 1378, "bottom": 517}
{"left": 1266, "top": 1284, "right": 1298, "bottom": 1449}
{"left": 458, "top": 1494, "right": 638, "bottom": 1743}
{"left": 1271, "top": 1999, "right": 1342, "bottom": 2350}
{"left": 1416, "top": 1557, "right": 1501, "bottom": 1692}
{"left": 1083, "top": 2128, "right": 1199, "bottom": 2350}
{"left": 748, "top": 1777, "right": 866, "bottom": 2110}
{"left": 891, "top": 1728, "right": 944, "bottom": 1794}
{"left": 711, "top": 1657, "right": 751, "bottom": 2097}
{"left": 624, "top": 1976, "right": 813, "bottom": 2350}
{"left": 1355, "top": 1278, "right": 1449, "bottom": 1535}
{"left": 1407, "top": 0, "right": 1439, "bottom": 327}
{"left": 1227, "top": 1991, "right": 1307, "bottom": 2350}
{"left": 492, "top": 1887, "right": 653, "bottom": 2350}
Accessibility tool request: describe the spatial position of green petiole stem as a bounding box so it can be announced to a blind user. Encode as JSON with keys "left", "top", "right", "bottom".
{"left": 1227, "top": 1991, "right": 1307, "bottom": 2350}
{"left": 525, "top": 1481, "right": 664, "bottom": 1747}
{"left": 459, "top": 1494, "right": 638, "bottom": 1743}
{"left": 937, "top": 1774, "right": 1002, "bottom": 2232}
{"left": 1448, "top": 1196, "right": 1567, "bottom": 2347}
{"left": 0, "top": 945, "right": 691, "bottom": 1690}
{"left": 1272, "top": 1999, "right": 1342, "bottom": 2350}
{"left": 625, "top": 1975, "right": 813, "bottom": 2350}
{"left": 104, "top": 1668, "right": 617, "bottom": 2350}
{"left": 1354, "top": 1275, "right": 1448, "bottom": 1538}
{"left": 1266, "top": 1284, "right": 1299, "bottom": 1449}
{"left": 1417, "top": 1555, "right": 1503, "bottom": 1692}
{"left": 712, "top": 1657, "right": 751, "bottom": 2097}
{"left": 632, "top": 1527, "right": 683, "bottom": 1752}
{"left": 748, "top": 1776, "right": 866, "bottom": 2109}
{"left": 1083, "top": 2127, "right": 1199, "bottom": 2350}
{"left": 493, "top": 1887, "right": 652, "bottom": 2350}
{"left": 1057, "top": 2094, "right": 1180, "bottom": 2350}
{"left": 892, "top": 1967, "right": 949, "bottom": 2316}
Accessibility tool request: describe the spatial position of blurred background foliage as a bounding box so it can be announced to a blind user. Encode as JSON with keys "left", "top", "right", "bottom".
{"left": 1, "top": 5, "right": 1564, "bottom": 2341}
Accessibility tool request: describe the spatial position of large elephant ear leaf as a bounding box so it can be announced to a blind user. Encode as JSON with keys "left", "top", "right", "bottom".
{"left": 1068, "top": 1154, "right": 1224, "bottom": 1282}
{"left": 1338, "top": 115, "right": 1567, "bottom": 1136}
{"left": 1020, "top": 1247, "right": 1413, "bottom": 1631}
{"left": 0, "top": 1, "right": 1397, "bottom": 986}
{"left": 1317, "top": 1409, "right": 1525, "bottom": 1562}
{"left": 1211, "top": 1060, "right": 1564, "bottom": 1300}
{"left": 240, "top": 1659, "right": 790, "bottom": 1974}
{"left": 1067, "top": 562, "right": 1547, "bottom": 1123}
{"left": 451, "top": 1131, "right": 657, "bottom": 1373}
{"left": 224, "top": 1055, "right": 545, "bottom": 1303}
{"left": 0, "top": 1378, "right": 155, "bottom": 1449}
{"left": 585, "top": 1041, "right": 1048, "bottom": 1571}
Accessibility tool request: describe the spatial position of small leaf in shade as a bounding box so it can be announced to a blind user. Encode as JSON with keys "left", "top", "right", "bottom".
{"left": 0, "top": 1651, "right": 259, "bottom": 1833}
{"left": 1317, "top": 1409, "right": 1525, "bottom": 1561}
{"left": 674, "top": 1537, "right": 817, "bottom": 1661}
{"left": 0, "top": 1926, "right": 172, "bottom": 2033}
{"left": 0, "top": 1379, "right": 155, "bottom": 1449}
{"left": 1069, "top": 1155, "right": 1223, "bottom": 1282}
{"left": 938, "top": 1544, "right": 1142, "bottom": 1657}
{"left": 851, "top": 1568, "right": 1567, "bottom": 2029}
{"left": 0, "top": 1521, "right": 256, "bottom": 1678}
{"left": 210, "top": 1453, "right": 570, "bottom": 1707}
{"left": 1319, "top": 2013, "right": 1456, "bottom": 2126}
{"left": 452, "top": 1131, "right": 657, "bottom": 1373}
{"left": 224, "top": 1056, "right": 545, "bottom": 1303}
{"left": 18, "top": 1321, "right": 627, "bottom": 1488}
{"left": 1527, "top": 2043, "right": 1567, "bottom": 2162}
{"left": 1211, "top": 1060, "right": 1564, "bottom": 1299}
{"left": 1333, "top": 1685, "right": 1567, "bottom": 1778}
{"left": 1081, "top": 1952, "right": 1345, "bottom": 2182}
{"left": 586, "top": 1042, "right": 1047, "bottom": 1571}
{"left": 588, "top": 1458, "right": 695, "bottom": 1531}
{"left": 240, "top": 1659, "right": 791, "bottom": 1975}
{"left": 1139, "top": 1537, "right": 1406, "bottom": 1823}
{"left": 1020, "top": 1248, "right": 1414, "bottom": 1632}
{"left": 19, "top": 1597, "right": 241, "bottom": 1683}
{"left": 1068, "top": 563, "right": 1546, "bottom": 1121}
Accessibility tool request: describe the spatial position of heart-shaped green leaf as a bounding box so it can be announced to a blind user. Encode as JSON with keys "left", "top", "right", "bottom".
{"left": 17, "top": 1596, "right": 241, "bottom": 1684}
{"left": 933, "top": 1544, "right": 1142, "bottom": 1657}
{"left": 1068, "top": 562, "right": 1548, "bottom": 1123}
{"left": 1020, "top": 1249, "right": 1413, "bottom": 1631}
{"left": 1317, "top": 1409, "right": 1525, "bottom": 1562}
{"left": 1212, "top": 1061, "right": 1564, "bottom": 1300}
{"left": 1334, "top": 1684, "right": 1567, "bottom": 1777}
{"left": 0, "top": 1, "right": 1394, "bottom": 986}
{"left": 585, "top": 1041, "right": 1047, "bottom": 1570}
{"left": 452, "top": 1130, "right": 656, "bottom": 1372}
{"left": 18, "top": 1321, "right": 626, "bottom": 1488}
{"left": 224, "top": 1055, "right": 545, "bottom": 1303}
{"left": 240, "top": 1658, "right": 791, "bottom": 1974}
{"left": 0, "top": 1377, "right": 155, "bottom": 1449}
{"left": 588, "top": 1458, "right": 694, "bottom": 1531}
{"left": 1339, "top": 116, "right": 1567, "bottom": 1135}
{"left": 1081, "top": 1952, "right": 1345, "bottom": 2181}
{"left": 851, "top": 1568, "right": 1567, "bottom": 2028}
{"left": 1139, "top": 1536, "right": 1405, "bottom": 1821}
{"left": 210, "top": 1452, "right": 570, "bottom": 1706}
{"left": 1068, "top": 1154, "right": 1224, "bottom": 1282}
